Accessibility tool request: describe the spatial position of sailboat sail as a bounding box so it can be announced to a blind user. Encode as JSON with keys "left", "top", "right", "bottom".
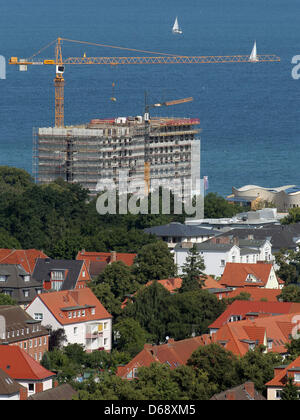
{"left": 172, "top": 17, "right": 182, "bottom": 34}
{"left": 249, "top": 41, "right": 258, "bottom": 62}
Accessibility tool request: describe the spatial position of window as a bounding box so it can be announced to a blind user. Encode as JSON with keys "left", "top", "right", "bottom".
{"left": 276, "top": 390, "right": 282, "bottom": 399}
{"left": 294, "top": 373, "right": 300, "bottom": 382}
{"left": 24, "top": 275, "right": 30, "bottom": 282}
{"left": 91, "top": 308, "right": 95, "bottom": 315}
{"left": 104, "top": 322, "right": 108, "bottom": 330}
{"left": 104, "top": 338, "right": 108, "bottom": 346}
{"left": 0, "top": 275, "right": 7, "bottom": 282}
{"left": 74, "top": 327, "right": 78, "bottom": 335}
{"left": 220, "top": 260, "right": 225, "bottom": 267}
{"left": 28, "top": 383, "right": 34, "bottom": 392}
{"left": 23, "top": 290, "right": 30, "bottom": 298}
{"left": 23, "top": 342, "right": 27, "bottom": 350}
{"left": 51, "top": 271, "right": 64, "bottom": 280}
{"left": 68, "top": 312, "right": 72, "bottom": 319}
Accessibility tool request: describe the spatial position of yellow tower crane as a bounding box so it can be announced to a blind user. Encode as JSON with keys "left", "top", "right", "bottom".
{"left": 9, "top": 37, "right": 280, "bottom": 190}
{"left": 9, "top": 37, "right": 280, "bottom": 128}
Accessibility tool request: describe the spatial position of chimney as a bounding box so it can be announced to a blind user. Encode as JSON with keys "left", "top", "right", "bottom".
{"left": 232, "top": 236, "right": 239, "bottom": 246}
{"left": 167, "top": 338, "right": 175, "bottom": 347}
{"left": 244, "top": 382, "right": 255, "bottom": 399}
{"left": 19, "top": 386, "right": 28, "bottom": 401}
{"left": 226, "top": 391, "right": 235, "bottom": 400}
{"left": 111, "top": 251, "right": 117, "bottom": 263}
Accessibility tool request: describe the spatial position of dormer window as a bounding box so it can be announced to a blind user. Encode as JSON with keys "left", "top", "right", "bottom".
{"left": 24, "top": 275, "right": 30, "bottom": 282}
{"left": 51, "top": 271, "right": 64, "bottom": 280}
{"left": 0, "top": 275, "right": 7, "bottom": 282}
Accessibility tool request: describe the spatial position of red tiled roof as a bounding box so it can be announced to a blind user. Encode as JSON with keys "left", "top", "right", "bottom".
{"left": 210, "top": 312, "right": 298, "bottom": 356}
{"left": 0, "top": 249, "right": 49, "bottom": 274}
{"left": 27, "top": 288, "right": 112, "bottom": 325}
{"left": 209, "top": 301, "right": 300, "bottom": 330}
{"left": 266, "top": 356, "right": 300, "bottom": 387}
{"left": 0, "top": 345, "right": 54, "bottom": 380}
{"left": 76, "top": 250, "right": 137, "bottom": 268}
{"left": 224, "top": 287, "right": 282, "bottom": 302}
{"left": 117, "top": 336, "right": 210, "bottom": 379}
{"left": 220, "top": 263, "right": 278, "bottom": 288}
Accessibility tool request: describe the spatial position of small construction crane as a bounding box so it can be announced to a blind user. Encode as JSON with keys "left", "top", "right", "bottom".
{"left": 143, "top": 94, "right": 193, "bottom": 194}
{"left": 9, "top": 37, "right": 280, "bottom": 128}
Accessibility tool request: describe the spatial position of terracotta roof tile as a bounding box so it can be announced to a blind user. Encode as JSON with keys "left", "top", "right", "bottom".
{"left": 0, "top": 346, "right": 54, "bottom": 380}
{"left": 220, "top": 263, "right": 279, "bottom": 288}
{"left": 0, "top": 249, "right": 49, "bottom": 274}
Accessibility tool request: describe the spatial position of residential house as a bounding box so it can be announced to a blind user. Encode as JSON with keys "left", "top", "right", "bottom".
{"left": 116, "top": 336, "right": 210, "bottom": 380}
{"left": 32, "top": 258, "right": 91, "bottom": 292}
{"left": 76, "top": 250, "right": 137, "bottom": 279}
{"left": 0, "top": 249, "right": 49, "bottom": 274}
{"left": 209, "top": 286, "right": 282, "bottom": 302}
{"left": 210, "top": 382, "right": 266, "bottom": 400}
{"left": 266, "top": 356, "right": 300, "bottom": 400}
{"left": 26, "top": 288, "right": 112, "bottom": 353}
{"left": 0, "top": 305, "right": 49, "bottom": 361}
{"left": 0, "top": 264, "right": 43, "bottom": 308}
{"left": 220, "top": 262, "right": 284, "bottom": 290}
{"left": 208, "top": 301, "right": 300, "bottom": 335}
{"left": 0, "top": 345, "right": 55, "bottom": 398}
{"left": 174, "top": 242, "right": 241, "bottom": 277}
{"left": 0, "top": 368, "right": 27, "bottom": 401}
{"left": 144, "top": 222, "right": 220, "bottom": 249}
{"left": 27, "top": 383, "right": 77, "bottom": 401}
{"left": 204, "top": 225, "right": 300, "bottom": 254}
{"left": 208, "top": 312, "right": 298, "bottom": 357}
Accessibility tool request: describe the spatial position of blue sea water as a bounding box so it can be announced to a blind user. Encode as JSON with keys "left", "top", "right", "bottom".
{"left": 0, "top": 0, "right": 299, "bottom": 197}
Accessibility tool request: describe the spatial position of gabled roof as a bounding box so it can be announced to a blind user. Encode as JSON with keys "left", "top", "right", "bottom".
{"left": 27, "top": 288, "right": 112, "bottom": 325}
{"left": 0, "top": 346, "right": 55, "bottom": 381}
{"left": 27, "top": 383, "right": 77, "bottom": 400}
{"left": 117, "top": 336, "right": 210, "bottom": 379}
{"left": 144, "top": 222, "right": 220, "bottom": 238}
{"left": 219, "top": 287, "right": 282, "bottom": 302}
{"left": 0, "top": 249, "right": 49, "bottom": 274}
{"left": 32, "top": 258, "right": 86, "bottom": 290}
{"left": 220, "top": 263, "right": 275, "bottom": 288}
{"left": 0, "top": 368, "right": 21, "bottom": 396}
{"left": 210, "top": 382, "right": 266, "bottom": 400}
{"left": 76, "top": 250, "right": 137, "bottom": 268}
{"left": 266, "top": 356, "right": 300, "bottom": 387}
{"left": 0, "top": 264, "right": 42, "bottom": 305}
{"left": 0, "top": 305, "right": 49, "bottom": 345}
{"left": 210, "top": 313, "right": 297, "bottom": 356}
{"left": 209, "top": 301, "right": 300, "bottom": 330}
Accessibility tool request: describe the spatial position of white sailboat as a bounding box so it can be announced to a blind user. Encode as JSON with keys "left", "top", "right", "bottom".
{"left": 249, "top": 41, "right": 258, "bottom": 62}
{"left": 172, "top": 17, "right": 183, "bottom": 34}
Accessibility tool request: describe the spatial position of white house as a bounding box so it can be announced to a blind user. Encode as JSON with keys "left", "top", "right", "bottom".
{"left": 26, "top": 288, "right": 112, "bottom": 353}
{"left": 175, "top": 243, "right": 241, "bottom": 277}
{"left": 174, "top": 239, "right": 274, "bottom": 278}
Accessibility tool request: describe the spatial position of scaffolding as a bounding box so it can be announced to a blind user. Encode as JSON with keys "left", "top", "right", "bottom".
{"left": 33, "top": 116, "right": 201, "bottom": 196}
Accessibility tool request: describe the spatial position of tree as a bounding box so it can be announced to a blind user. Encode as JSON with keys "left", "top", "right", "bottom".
{"left": 122, "top": 281, "right": 171, "bottom": 343}
{"left": 97, "top": 261, "right": 138, "bottom": 301}
{"left": 281, "top": 208, "right": 300, "bottom": 225}
{"left": 88, "top": 282, "right": 122, "bottom": 318}
{"left": 204, "top": 193, "right": 245, "bottom": 218}
{"left": 132, "top": 241, "right": 177, "bottom": 284}
{"left": 278, "top": 285, "right": 300, "bottom": 303}
{"left": 236, "top": 346, "right": 283, "bottom": 395}
{"left": 281, "top": 377, "right": 299, "bottom": 400}
{"left": 275, "top": 250, "right": 300, "bottom": 285}
{"left": 0, "top": 228, "right": 21, "bottom": 249}
{"left": 113, "top": 318, "right": 150, "bottom": 357}
{"left": 187, "top": 344, "right": 240, "bottom": 393}
{"left": 180, "top": 243, "right": 206, "bottom": 293}
{"left": 0, "top": 293, "right": 16, "bottom": 306}
{"left": 47, "top": 327, "right": 67, "bottom": 351}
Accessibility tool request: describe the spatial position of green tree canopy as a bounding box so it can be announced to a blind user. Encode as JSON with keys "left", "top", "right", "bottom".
{"left": 132, "top": 241, "right": 177, "bottom": 284}
{"left": 113, "top": 318, "right": 150, "bottom": 357}
{"left": 180, "top": 243, "right": 206, "bottom": 293}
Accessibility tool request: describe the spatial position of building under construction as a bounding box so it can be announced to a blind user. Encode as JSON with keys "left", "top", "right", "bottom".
{"left": 33, "top": 114, "right": 201, "bottom": 197}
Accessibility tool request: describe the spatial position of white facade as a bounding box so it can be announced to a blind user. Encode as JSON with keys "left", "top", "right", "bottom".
{"left": 26, "top": 297, "right": 112, "bottom": 353}
{"left": 18, "top": 378, "right": 53, "bottom": 397}
{"left": 175, "top": 245, "right": 240, "bottom": 277}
